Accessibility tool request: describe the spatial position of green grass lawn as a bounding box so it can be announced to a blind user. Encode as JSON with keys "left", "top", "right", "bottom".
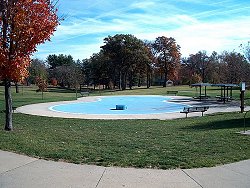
{"left": 0, "top": 85, "right": 250, "bottom": 169}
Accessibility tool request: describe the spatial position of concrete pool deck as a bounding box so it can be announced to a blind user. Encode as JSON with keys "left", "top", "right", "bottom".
{"left": 16, "top": 95, "right": 250, "bottom": 120}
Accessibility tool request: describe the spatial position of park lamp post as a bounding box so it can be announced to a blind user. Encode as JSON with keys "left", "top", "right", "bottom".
{"left": 240, "top": 82, "right": 246, "bottom": 113}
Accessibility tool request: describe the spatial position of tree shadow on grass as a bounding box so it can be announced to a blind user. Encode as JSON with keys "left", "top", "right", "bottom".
{"left": 182, "top": 116, "right": 250, "bottom": 131}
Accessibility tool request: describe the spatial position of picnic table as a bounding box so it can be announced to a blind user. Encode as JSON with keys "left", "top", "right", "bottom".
{"left": 167, "top": 91, "right": 178, "bottom": 96}
{"left": 180, "top": 106, "right": 209, "bottom": 118}
{"left": 216, "top": 95, "right": 232, "bottom": 102}
{"left": 80, "top": 91, "right": 90, "bottom": 97}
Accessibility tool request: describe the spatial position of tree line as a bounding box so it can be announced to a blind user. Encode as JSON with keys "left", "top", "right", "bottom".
{"left": 28, "top": 34, "right": 250, "bottom": 91}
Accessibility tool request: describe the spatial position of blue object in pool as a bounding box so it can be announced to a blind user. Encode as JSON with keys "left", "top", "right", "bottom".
{"left": 50, "top": 96, "right": 188, "bottom": 115}
{"left": 115, "top": 105, "right": 126, "bottom": 110}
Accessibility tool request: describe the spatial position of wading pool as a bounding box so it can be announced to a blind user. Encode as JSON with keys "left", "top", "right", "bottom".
{"left": 49, "top": 96, "right": 188, "bottom": 115}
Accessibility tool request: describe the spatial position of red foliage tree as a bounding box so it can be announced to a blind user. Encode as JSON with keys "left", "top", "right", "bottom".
{"left": 0, "top": 0, "right": 59, "bottom": 130}
{"left": 36, "top": 76, "right": 48, "bottom": 92}
{"left": 153, "top": 36, "right": 181, "bottom": 87}
{"left": 51, "top": 78, "right": 58, "bottom": 86}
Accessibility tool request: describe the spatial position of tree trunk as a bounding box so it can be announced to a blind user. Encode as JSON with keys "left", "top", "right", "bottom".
{"left": 147, "top": 73, "right": 151, "bottom": 88}
{"left": 119, "top": 71, "right": 122, "bottom": 90}
{"left": 163, "top": 71, "right": 167, "bottom": 87}
{"left": 15, "top": 82, "right": 19, "bottom": 93}
{"left": 4, "top": 79, "right": 13, "bottom": 131}
{"left": 138, "top": 77, "right": 141, "bottom": 87}
{"left": 112, "top": 73, "right": 116, "bottom": 89}
{"left": 146, "top": 66, "right": 151, "bottom": 88}
{"left": 129, "top": 72, "right": 133, "bottom": 90}
{"left": 121, "top": 72, "right": 127, "bottom": 90}
{"left": 162, "top": 59, "right": 168, "bottom": 87}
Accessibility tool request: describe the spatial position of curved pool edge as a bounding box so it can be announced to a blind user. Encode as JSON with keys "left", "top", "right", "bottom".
{"left": 49, "top": 95, "right": 188, "bottom": 115}
{"left": 16, "top": 95, "right": 246, "bottom": 120}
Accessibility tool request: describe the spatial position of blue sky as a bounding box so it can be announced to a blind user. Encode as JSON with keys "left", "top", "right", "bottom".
{"left": 33, "top": 0, "right": 250, "bottom": 60}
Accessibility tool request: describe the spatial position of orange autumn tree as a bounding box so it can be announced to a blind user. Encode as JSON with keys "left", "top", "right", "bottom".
{"left": 153, "top": 36, "right": 181, "bottom": 87}
{"left": 0, "top": 0, "right": 59, "bottom": 131}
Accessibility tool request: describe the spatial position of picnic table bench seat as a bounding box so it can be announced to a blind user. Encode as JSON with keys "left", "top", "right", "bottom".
{"left": 193, "top": 95, "right": 210, "bottom": 100}
{"left": 167, "top": 91, "right": 178, "bottom": 96}
{"left": 80, "top": 91, "right": 90, "bottom": 97}
{"left": 216, "top": 95, "right": 232, "bottom": 102}
{"left": 12, "top": 106, "right": 17, "bottom": 112}
{"left": 180, "top": 106, "right": 209, "bottom": 118}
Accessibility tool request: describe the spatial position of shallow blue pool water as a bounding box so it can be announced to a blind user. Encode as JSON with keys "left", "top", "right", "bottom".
{"left": 50, "top": 96, "right": 188, "bottom": 115}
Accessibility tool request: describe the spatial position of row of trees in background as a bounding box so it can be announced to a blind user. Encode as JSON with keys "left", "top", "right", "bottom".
{"left": 30, "top": 34, "right": 182, "bottom": 90}
{"left": 181, "top": 50, "right": 250, "bottom": 85}
{"left": 29, "top": 35, "right": 250, "bottom": 91}
{"left": 29, "top": 54, "right": 83, "bottom": 90}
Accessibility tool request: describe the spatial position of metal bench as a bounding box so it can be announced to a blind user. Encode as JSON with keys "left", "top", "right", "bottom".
{"left": 216, "top": 96, "right": 232, "bottom": 102}
{"left": 12, "top": 106, "right": 17, "bottom": 112}
{"left": 167, "top": 91, "right": 178, "bottom": 96}
{"left": 193, "top": 95, "right": 210, "bottom": 100}
{"left": 80, "top": 91, "right": 90, "bottom": 97}
{"left": 180, "top": 106, "right": 209, "bottom": 118}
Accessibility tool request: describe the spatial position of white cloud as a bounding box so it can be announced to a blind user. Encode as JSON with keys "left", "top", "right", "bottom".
{"left": 64, "top": 44, "right": 103, "bottom": 60}
{"left": 175, "top": 18, "right": 250, "bottom": 56}
{"left": 131, "top": 1, "right": 156, "bottom": 9}
{"left": 134, "top": 15, "right": 250, "bottom": 57}
{"left": 34, "top": 0, "right": 250, "bottom": 60}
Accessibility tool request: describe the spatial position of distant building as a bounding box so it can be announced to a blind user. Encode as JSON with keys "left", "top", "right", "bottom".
{"left": 166, "top": 80, "right": 173, "bottom": 86}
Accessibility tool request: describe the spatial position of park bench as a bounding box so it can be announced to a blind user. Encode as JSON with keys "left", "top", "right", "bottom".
{"left": 12, "top": 106, "right": 17, "bottom": 112}
{"left": 193, "top": 95, "right": 210, "bottom": 100}
{"left": 80, "top": 91, "right": 90, "bottom": 97}
{"left": 216, "top": 95, "right": 232, "bottom": 102}
{"left": 180, "top": 106, "right": 209, "bottom": 118}
{"left": 167, "top": 91, "right": 178, "bottom": 96}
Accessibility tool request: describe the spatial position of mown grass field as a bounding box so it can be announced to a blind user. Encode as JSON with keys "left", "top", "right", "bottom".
{"left": 0, "top": 85, "right": 250, "bottom": 169}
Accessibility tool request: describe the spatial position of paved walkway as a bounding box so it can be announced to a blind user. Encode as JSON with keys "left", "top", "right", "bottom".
{"left": 0, "top": 150, "right": 250, "bottom": 188}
